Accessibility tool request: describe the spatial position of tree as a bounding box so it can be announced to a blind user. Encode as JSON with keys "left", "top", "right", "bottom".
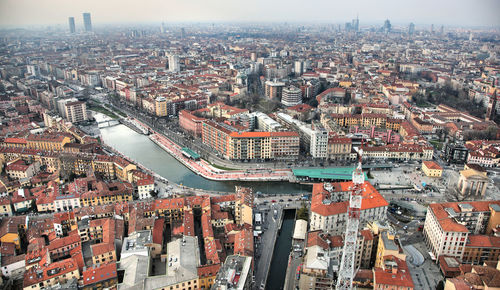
{"left": 297, "top": 204, "right": 309, "bottom": 221}
{"left": 436, "top": 280, "right": 445, "bottom": 290}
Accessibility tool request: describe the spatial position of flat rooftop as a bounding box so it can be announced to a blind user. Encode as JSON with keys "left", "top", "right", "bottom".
{"left": 293, "top": 167, "right": 368, "bottom": 181}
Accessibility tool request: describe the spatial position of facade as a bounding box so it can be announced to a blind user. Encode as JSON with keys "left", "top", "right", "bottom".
{"left": 202, "top": 120, "right": 299, "bottom": 161}
{"left": 179, "top": 110, "right": 205, "bottom": 137}
{"left": 457, "top": 167, "right": 489, "bottom": 197}
{"left": 68, "top": 17, "right": 75, "bottom": 33}
{"left": 281, "top": 85, "right": 302, "bottom": 107}
{"left": 444, "top": 144, "right": 469, "bottom": 164}
{"left": 169, "top": 55, "right": 180, "bottom": 72}
{"left": 83, "top": 12, "right": 92, "bottom": 32}
{"left": 65, "top": 101, "right": 88, "bottom": 123}
{"left": 137, "top": 178, "right": 154, "bottom": 200}
{"left": 265, "top": 80, "right": 285, "bottom": 100}
{"left": 327, "top": 137, "right": 352, "bottom": 160}
{"left": 422, "top": 161, "right": 443, "bottom": 177}
{"left": 23, "top": 258, "right": 80, "bottom": 290}
{"left": 310, "top": 182, "right": 388, "bottom": 235}
{"left": 423, "top": 201, "right": 500, "bottom": 262}
{"left": 375, "top": 231, "right": 406, "bottom": 268}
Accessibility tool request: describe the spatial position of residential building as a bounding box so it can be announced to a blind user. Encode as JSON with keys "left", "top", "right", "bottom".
{"left": 310, "top": 182, "right": 388, "bottom": 235}
{"left": 64, "top": 101, "right": 88, "bottom": 123}
{"left": 422, "top": 161, "right": 443, "bottom": 178}
{"left": 211, "top": 255, "right": 253, "bottom": 290}
{"left": 423, "top": 201, "right": 500, "bottom": 262}
{"left": 281, "top": 85, "right": 302, "bottom": 107}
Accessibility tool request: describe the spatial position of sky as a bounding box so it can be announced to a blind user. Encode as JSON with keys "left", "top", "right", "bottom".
{"left": 0, "top": 0, "right": 499, "bottom": 28}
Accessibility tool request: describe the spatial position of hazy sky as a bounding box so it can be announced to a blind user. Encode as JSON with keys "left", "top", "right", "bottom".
{"left": 0, "top": 0, "right": 499, "bottom": 28}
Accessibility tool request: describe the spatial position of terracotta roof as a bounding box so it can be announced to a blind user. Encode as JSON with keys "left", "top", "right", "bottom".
{"left": 311, "top": 181, "right": 388, "bottom": 216}
{"left": 373, "top": 255, "right": 414, "bottom": 288}
{"left": 82, "top": 262, "right": 117, "bottom": 286}
{"left": 423, "top": 161, "right": 442, "bottom": 170}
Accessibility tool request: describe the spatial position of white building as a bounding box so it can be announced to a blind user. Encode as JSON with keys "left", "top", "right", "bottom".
{"left": 281, "top": 86, "right": 302, "bottom": 107}
{"left": 169, "top": 55, "right": 180, "bottom": 72}
{"left": 53, "top": 194, "right": 81, "bottom": 212}
{"left": 1, "top": 255, "right": 25, "bottom": 279}
{"left": 310, "top": 182, "right": 388, "bottom": 235}
{"left": 65, "top": 101, "right": 88, "bottom": 123}
{"left": 423, "top": 201, "right": 498, "bottom": 261}
{"left": 137, "top": 179, "right": 155, "bottom": 200}
{"left": 309, "top": 125, "right": 328, "bottom": 159}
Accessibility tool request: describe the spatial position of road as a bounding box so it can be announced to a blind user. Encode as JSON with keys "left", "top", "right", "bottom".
{"left": 284, "top": 240, "right": 303, "bottom": 290}
{"left": 254, "top": 204, "right": 283, "bottom": 290}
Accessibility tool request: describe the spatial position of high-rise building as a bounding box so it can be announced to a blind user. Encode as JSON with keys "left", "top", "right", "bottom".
{"left": 383, "top": 19, "right": 391, "bottom": 33}
{"left": 294, "top": 60, "right": 303, "bottom": 76}
{"left": 83, "top": 13, "right": 92, "bottom": 32}
{"left": 68, "top": 17, "right": 75, "bottom": 33}
{"left": 352, "top": 16, "right": 359, "bottom": 32}
{"left": 65, "top": 101, "right": 88, "bottom": 123}
{"left": 281, "top": 86, "right": 302, "bottom": 107}
{"left": 408, "top": 22, "right": 415, "bottom": 36}
{"left": 264, "top": 80, "right": 285, "bottom": 100}
{"left": 168, "top": 55, "right": 180, "bottom": 72}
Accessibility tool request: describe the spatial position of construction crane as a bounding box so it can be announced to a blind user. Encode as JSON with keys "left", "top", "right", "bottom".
{"left": 336, "top": 148, "right": 364, "bottom": 289}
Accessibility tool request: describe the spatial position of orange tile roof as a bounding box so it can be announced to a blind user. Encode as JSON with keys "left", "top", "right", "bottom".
{"left": 374, "top": 255, "right": 414, "bottom": 288}
{"left": 423, "top": 161, "right": 442, "bottom": 170}
{"left": 311, "top": 181, "right": 388, "bottom": 216}
{"left": 82, "top": 262, "right": 117, "bottom": 286}
{"left": 91, "top": 243, "right": 115, "bottom": 257}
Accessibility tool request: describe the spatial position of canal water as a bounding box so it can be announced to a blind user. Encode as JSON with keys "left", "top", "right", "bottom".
{"left": 267, "top": 209, "right": 296, "bottom": 290}
{"left": 99, "top": 124, "right": 310, "bottom": 194}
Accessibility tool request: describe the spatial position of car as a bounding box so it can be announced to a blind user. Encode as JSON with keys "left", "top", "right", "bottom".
{"left": 279, "top": 199, "right": 284, "bottom": 202}
{"left": 288, "top": 199, "right": 292, "bottom": 202}
{"left": 260, "top": 283, "right": 265, "bottom": 290}
{"left": 271, "top": 200, "right": 276, "bottom": 203}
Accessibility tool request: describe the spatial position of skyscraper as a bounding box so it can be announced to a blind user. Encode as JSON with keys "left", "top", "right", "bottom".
{"left": 408, "top": 22, "right": 415, "bottom": 36}
{"left": 383, "top": 19, "right": 391, "bottom": 33}
{"left": 352, "top": 16, "right": 359, "bottom": 32}
{"left": 68, "top": 17, "right": 75, "bottom": 33}
{"left": 168, "top": 55, "right": 180, "bottom": 72}
{"left": 83, "top": 13, "right": 92, "bottom": 32}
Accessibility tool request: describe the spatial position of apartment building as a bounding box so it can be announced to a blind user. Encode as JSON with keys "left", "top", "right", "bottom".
{"left": 310, "top": 182, "right": 388, "bottom": 235}
{"left": 423, "top": 201, "right": 500, "bottom": 262}
{"left": 64, "top": 101, "right": 88, "bottom": 123}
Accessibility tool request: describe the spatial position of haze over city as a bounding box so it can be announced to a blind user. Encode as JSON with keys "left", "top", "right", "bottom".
{"left": 0, "top": 0, "right": 499, "bottom": 27}
{"left": 0, "top": 1, "right": 500, "bottom": 290}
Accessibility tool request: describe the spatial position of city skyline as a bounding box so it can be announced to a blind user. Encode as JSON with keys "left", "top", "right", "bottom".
{"left": 0, "top": 0, "right": 499, "bottom": 28}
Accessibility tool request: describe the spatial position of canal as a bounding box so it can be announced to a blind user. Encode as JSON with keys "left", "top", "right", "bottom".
{"left": 99, "top": 124, "right": 310, "bottom": 194}
{"left": 267, "top": 209, "right": 296, "bottom": 290}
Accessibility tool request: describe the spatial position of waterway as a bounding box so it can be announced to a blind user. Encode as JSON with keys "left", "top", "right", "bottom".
{"left": 267, "top": 209, "right": 296, "bottom": 290}
{"left": 99, "top": 124, "right": 310, "bottom": 194}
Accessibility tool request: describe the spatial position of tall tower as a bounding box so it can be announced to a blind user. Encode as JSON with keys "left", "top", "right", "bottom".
{"left": 336, "top": 148, "right": 364, "bottom": 290}
{"left": 408, "top": 22, "right": 415, "bottom": 36}
{"left": 83, "top": 13, "right": 92, "bottom": 32}
{"left": 68, "top": 17, "right": 75, "bottom": 33}
{"left": 168, "top": 55, "right": 180, "bottom": 72}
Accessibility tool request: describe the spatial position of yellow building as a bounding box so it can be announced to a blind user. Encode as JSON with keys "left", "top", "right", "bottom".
{"left": 155, "top": 97, "right": 168, "bottom": 117}
{"left": 487, "top": 204, "right": 500, "bottom": 235}
{"left": 197, "top": 264, "right": 220, "bottom": 289}
{"left": 0, "top": 197, "right": 12, "bottom": 216}
{"left": 234, "top": 187, "right": 253, "bottom": 226}
{"left": 0, "top": 216, "right": 25, "bottom": 249}
{"left": 23, "top": 258, "right": 80, "bottom": 290}
{"left": 113, "top": 157, "right": 137, "bottom": 182}
{"left": 422, "top": 161, "right": 443, "bottom": 178}
{"left": 91, "top": 243, "right": 117, "bottom": 264}
{"left": 26, "top": 133, "right": 71, "bottom": 151}
{"left": 375, "top": 231, "right": 406, "bottom": 268}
